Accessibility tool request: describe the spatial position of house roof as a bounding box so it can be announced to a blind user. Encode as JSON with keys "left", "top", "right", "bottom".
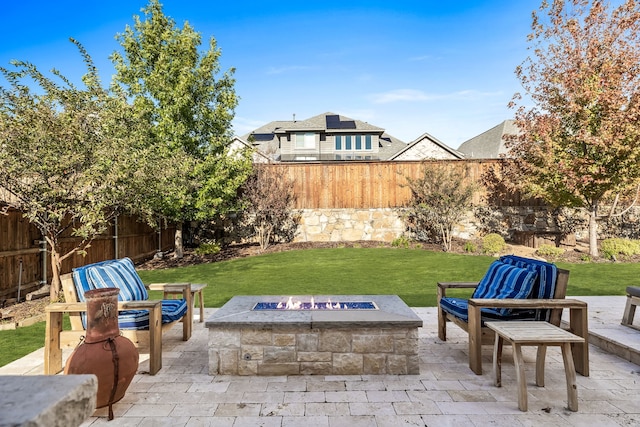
{"left": 457, "top": 119, "right": 519, "bottom": 159}
{"left": 389, "top": 131, "right": 464, "bottom": 160}
{"left": 242, "top": 112, "right": 405, "bottom": 161}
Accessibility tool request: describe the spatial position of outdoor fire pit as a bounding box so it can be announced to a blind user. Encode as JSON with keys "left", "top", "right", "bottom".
{"left": 206, "top": 295, "right": 423, "bottom": 376}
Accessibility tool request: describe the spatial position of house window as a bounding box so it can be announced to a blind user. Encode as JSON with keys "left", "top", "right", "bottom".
{"left": 334, "top": 134, "right": 373, "bottom": 151}
{"left": 295, "top": 132, "right": 315, "bottom": 149}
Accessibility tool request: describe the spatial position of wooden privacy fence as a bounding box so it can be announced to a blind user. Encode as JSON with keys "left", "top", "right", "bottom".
{"left": 0, "top": 210, "right": 175, "bottom": 301}
{"left": 268, "top": 159, "right": 526, "bottom": 209}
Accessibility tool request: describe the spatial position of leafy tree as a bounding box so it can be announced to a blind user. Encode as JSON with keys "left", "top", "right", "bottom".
{"left": 111, "top": 0, "right": 251, "bottom": 258}
{"left": 0, "top": 40, "right": 158, "bottom": 300}
{"left": 508, "top": 0, "right": 640, "bottom": 257}
{"left": 404, "top": 163, "right": 477, "bottom": 252}
{"left": 240, "top": 165, "right": 299, "bottom": 251}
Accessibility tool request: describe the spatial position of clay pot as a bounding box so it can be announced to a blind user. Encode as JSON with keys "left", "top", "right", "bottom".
{"left": 65, "top": 288, "right": 139, "bottom": 420}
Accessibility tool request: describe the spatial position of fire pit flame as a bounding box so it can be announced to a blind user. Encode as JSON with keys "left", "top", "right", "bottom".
{"left": 253, "top": 298, "right": 377, "bottom": 311}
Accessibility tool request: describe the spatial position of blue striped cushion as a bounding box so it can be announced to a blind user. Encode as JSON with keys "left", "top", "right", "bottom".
{"left": 472, "top": 261, "right": 538, "bottom": 316}
{"left": 439, "top": 297, "right": 537, "bottom": 322}
{"left": 118, "top": 299, "right": 188, "bottom": 330}
{"left": 500, "top": 255, "right": 558, "bottom": 320}
{"left": 72, "top": 259, "right": 116, "bottom": 302}
{"left": 500, "top": 255, "right": 557, "bottom": 299}
{"left": 86, "top": 261, "right": 148, "bottom": 301}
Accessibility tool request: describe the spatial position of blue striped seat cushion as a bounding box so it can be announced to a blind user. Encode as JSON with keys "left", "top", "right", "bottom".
{"left": 72, "top": 259, "right": 116, "bottom": 302}
{"left": 471, "top": 260, "right": 538, "bottom": 316}
{"left": 439, "top": 297, "right": 539, "bottom": 322}
{"left": 118, "top": 299, "right": 188, "bottom": 330}
{"left": 500, "top": 255, "right": 558, "bottom": 320}
{"left": 86, "top": 259, "right": 148, "bottom": 301}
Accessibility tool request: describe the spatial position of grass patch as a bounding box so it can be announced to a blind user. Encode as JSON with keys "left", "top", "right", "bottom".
{"left": 141, "top": 248, "right": 497, "bottom": 307}
{"left": 0, "top": 316, "right": 70, "bottom": 367}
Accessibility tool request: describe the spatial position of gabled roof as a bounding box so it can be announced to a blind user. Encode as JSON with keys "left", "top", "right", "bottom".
{"left": 390, "top": 131, "right": 463, "bottom": 160}
{"left": 457, "top": 120, "right": 519, "bottom": 159}
{"left": 242, "top": 112, "right": 406, "bottom": 162}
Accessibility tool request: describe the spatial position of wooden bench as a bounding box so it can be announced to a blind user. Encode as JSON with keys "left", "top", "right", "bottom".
{"left": 621, "top": 286, "right": 640, "bottom": 330}
{"left": 45, "top": 259, "right": 193, "bottom": 375}
{"left": 437, "top": 255, "right": 589, "bottom": 376}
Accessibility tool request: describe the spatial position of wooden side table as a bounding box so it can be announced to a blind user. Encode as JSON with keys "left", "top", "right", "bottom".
{"left": 150, "top": 283, "right": 207, "bottom": 322}
{"left": 485, "top": 321, "right": 586, "bottom": 412}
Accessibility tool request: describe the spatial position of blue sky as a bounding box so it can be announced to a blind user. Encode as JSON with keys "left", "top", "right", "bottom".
{"left": 2, "top": 1, "right": 544, "bottom": 148}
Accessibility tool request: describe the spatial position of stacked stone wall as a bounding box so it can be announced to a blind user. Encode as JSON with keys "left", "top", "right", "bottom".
{"left": 208, "top": 326, "right": 420, "bottom": 376}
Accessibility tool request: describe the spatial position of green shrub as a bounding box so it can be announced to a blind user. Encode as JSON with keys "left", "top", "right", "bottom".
{"left": 464, "top": 241, "right": 477, "bottom": 253}
{"left": 392, "top": 235, "right": 411, "bottom": 248}
{"left": 535, "top": 244, "right": 564, "bottom": 259}
{"left": 600, "top": 238, "right": 640, "bottom": 260}
{"left": 482, "top": 233, "right": 506, "bottom": 255}
{"left": 194, "top": 242, "right": 221, "bottom": 256}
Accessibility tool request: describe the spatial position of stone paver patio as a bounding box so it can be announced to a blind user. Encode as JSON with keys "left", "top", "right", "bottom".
{"left": 1, "top": 296, "right": 638, "bottom": 426}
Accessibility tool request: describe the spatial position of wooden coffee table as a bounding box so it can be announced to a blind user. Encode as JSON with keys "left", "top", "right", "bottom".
{"left": 485, "top": 321, "right": 586, "bottom": 412}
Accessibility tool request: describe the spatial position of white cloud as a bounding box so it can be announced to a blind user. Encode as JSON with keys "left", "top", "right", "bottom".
{"left": 408, "top": 55, "right": 432, "bottom": 62}
{"left": 368, "top": 89, "right": 503, "bottom": 104}
{"left": 266, "top": 65, "right": 313, "bottom": 75}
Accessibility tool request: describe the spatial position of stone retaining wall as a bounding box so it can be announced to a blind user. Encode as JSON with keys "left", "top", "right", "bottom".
{"left": 293, "top": 208, "right": 406, "bottom": 242}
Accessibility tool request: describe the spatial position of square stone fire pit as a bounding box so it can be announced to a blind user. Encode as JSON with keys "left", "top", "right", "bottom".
{"left": 206, "top": 295, "right": 423, "bottom": 376}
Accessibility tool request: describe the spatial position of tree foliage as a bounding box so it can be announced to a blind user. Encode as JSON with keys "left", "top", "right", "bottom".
{"left": 0, "top": 40, "right": 158, "bottom": 300}
{"left": 404, "top": 163, "right": 477, "bottom": 252}
{"left": 240, "top": 165, "right": 299, "bottom": 251}
{"left": 111, "top": 0, "right": 251, "bottom": 257}
{"left": 508, "top": 0, "right": 640, "bottom": 256}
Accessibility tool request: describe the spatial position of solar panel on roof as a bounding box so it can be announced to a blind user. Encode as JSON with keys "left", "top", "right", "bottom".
{"left": 339, "top": 120, "right": 356, "bottom": 129}
{"left": 252, "top": 133, "right": 274, "bottom": 142}
{"left": 326, "top": 115, "right": 341, "bottom": 129}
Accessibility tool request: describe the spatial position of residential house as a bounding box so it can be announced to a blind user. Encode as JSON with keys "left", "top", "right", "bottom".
{"left": 390, "top": 132, "right": 464, "bottom": 160}
{"left": 240, "top": 112, "right": 407, "bottom": 162}
{"left": 457, "top": 119, "right": 519, "bottom": 159}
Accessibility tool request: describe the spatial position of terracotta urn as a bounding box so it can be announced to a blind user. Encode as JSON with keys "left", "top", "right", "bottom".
{"left": 64, "top": 288, "right": 139, "bottom": 420}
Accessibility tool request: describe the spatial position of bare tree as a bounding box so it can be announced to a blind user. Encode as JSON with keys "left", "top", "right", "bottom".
{"left": 240, "top": 165, "right": 299, "bottom": 251}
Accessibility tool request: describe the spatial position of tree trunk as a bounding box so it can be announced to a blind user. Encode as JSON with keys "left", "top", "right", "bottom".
{"left": 49, "top": 248, "right": 61, "bottom": 302}
{"left": 588, "top": 205, "right": 599, "bottom": 258}
{"left": 174, "top": 222, "right": 184, "bottom": 259}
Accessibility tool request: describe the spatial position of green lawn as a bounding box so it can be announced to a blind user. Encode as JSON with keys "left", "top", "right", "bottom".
{"left": 0, "top": 247, "right": 634, "bottom": 367}
{"left": 139, "top": 248, "right": 632, "bottom": 307}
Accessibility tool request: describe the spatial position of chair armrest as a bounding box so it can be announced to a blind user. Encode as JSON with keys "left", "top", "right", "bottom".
{"left": 438, "top": 282, "right": 479, "bottom": 289}
{"left": 147, "top": 283, "right": 191, "bottom": 292}
{"left": 468, "top": 298, "right": 587, "bottom": 310}
{"left": 437, "top": 282, "right": 479, "bottom": 300}
{"left": 46, "top": 300, "right": 163, "bottom": 313}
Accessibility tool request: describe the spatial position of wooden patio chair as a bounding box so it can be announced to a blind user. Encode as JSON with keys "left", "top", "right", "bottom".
{"left": 437, "top": 255, "right": 589, "bottom": 376}
{"left": 45, "top": 257, "right": 193, "bottom": 376}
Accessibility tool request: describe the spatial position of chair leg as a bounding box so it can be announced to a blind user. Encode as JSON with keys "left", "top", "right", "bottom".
{"left": 437, "top": 308, "right": 447, "bottom": 341}
{"left": 468, "top": 304, "right": 483, "bottom": 375}
{"left": 621, "top": 295, "right": 637, "bottom": 326}
{"left": 148, "top": 303, "right": 163, "bottom": 375}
